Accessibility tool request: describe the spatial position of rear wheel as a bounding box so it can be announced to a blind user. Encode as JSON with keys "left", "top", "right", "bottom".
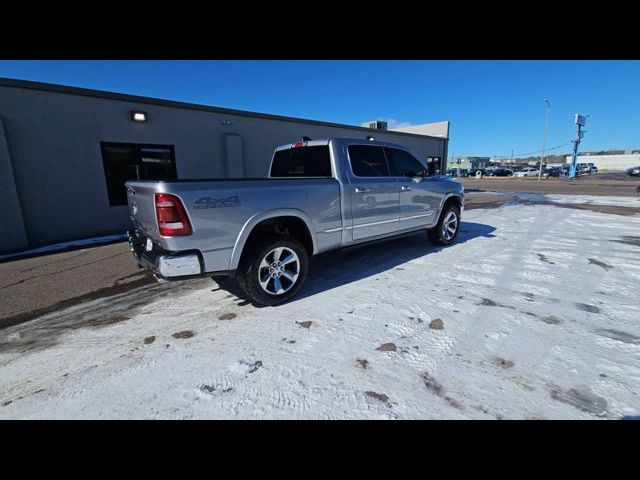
{"left": 236, "top": 234, "right": 309, "bottom": 306}
{"left": 428, "top": 204, "right": 460, "bottom": 245}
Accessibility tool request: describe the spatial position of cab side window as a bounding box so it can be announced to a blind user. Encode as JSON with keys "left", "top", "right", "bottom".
{"left": 348, "top": 145, "right": 390, "bottom": 177}
{"left": 385, "top": 147, "right": 427, "bottom": 177}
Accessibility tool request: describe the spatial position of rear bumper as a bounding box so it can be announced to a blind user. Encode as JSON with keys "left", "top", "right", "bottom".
{"left": 128, "top": 230, "right": 202, "bottom": 279}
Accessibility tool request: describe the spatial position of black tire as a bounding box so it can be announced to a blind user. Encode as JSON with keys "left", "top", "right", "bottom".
{"left": 427, "top": 203, "right": 461, "bottom": 245}
{"left": 236, "top": 234, "right": 309, "bottom": 307}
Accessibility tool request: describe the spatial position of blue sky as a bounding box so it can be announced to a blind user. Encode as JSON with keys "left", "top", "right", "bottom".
{"left": 1, "top": 60, "right": 639, "bottom": 158}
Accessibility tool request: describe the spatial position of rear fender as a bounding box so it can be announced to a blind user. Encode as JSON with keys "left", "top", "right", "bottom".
{"left": 228, "top": 209, "right": 317, "bottom": 270}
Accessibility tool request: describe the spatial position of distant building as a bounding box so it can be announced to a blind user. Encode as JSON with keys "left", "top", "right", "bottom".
{"left": 360, "top": 120, "right": 388, "bottom": 130}
{"left": 447, "top": 156, "right": 490, "bottom": 170}
{"left": 565, "top": 153, "right": 640, "bottom": 171}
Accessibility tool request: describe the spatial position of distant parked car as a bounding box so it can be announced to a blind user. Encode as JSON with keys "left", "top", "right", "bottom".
{"left": 467, "top": 168, "right": 487, "bottom": 178}
{"left": 446, "top": 168, "right": 469, "bottom": 178}
{"left": 542, "top": 167, "right": 562, "bottom": 178}
{"left": 577, "top": 163, "right": 593, "bottom": 175}
{"left": 514, "top": 167, "right": 538, "bottom": 177}
{"left": 626, "top": 165, "right": 640, "bottom": 177}
{"left": 485, "top": 168, "right": 513, "bottom": 177}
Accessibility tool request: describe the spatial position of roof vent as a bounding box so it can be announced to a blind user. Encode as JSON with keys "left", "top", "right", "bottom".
{"left": 360, "top": 120, "right": 388, "bottom": 131}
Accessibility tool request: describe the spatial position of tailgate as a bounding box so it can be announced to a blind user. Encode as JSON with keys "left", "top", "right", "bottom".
{"left": 125, "top": 181, "right": 161, "bottom": 242}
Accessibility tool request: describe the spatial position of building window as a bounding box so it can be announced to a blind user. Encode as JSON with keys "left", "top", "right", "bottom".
{"left": 427, "top": 156, "right": 442, "bottom": 175}
{"left": 101, "top": 142, "right": 177, "bottom": 206}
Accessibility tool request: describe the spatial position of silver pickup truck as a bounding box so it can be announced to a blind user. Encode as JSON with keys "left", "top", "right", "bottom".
{"left": 126, "top": 138, "right": 464, "bottom": 306}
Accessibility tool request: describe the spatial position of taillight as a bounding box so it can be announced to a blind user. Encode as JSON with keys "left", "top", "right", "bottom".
{"left": 292, "top": 141, "right": 307, "bottom": 148}
{"left": 154, "top": 193, "right": 192, "bottom": 236}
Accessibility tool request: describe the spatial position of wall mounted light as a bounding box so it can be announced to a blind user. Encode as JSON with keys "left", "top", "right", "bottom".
{"left": 367, "top": 135, "right": 375, "bottom": 141}
{"left": 131, "top": 111, "right": 147, "bottom": 122}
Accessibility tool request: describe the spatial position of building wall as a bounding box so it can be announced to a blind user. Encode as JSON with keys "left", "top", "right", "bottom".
{"left": 448, "top": 156, "right": 470, "bottom": 169}
{"left": 392, "top": 121, "right": 449, "bottom": 138}
{"left": 0, "top": 82, "right": 447, "bottom": 253}
{"left": 565, "top": 154, "right": 640, "bottom": 171}
{"left": 0, "top": 117, "right": 28, "bottom": 251}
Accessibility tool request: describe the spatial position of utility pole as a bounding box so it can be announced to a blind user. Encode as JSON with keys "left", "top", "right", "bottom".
{"left": 511, "top": 149, "right": 514, "bottom": 166}
{"left": 538, "top": 99, "right": 551, "bottom": 179}
{"left": 569, "top": 114, "right": 587, "bottom": 179}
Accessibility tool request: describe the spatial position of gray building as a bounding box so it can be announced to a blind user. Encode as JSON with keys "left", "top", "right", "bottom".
{"left": 0, "top": 78, "right": 448, "bottom": 254}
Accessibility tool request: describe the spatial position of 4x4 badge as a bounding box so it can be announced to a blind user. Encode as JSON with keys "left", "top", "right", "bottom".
{"left": 193, "top": 196, "right": 241, "bottom": 209}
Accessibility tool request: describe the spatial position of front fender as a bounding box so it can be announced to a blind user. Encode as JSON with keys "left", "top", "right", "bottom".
{"left": 437, "top": 191, "right": 464, "bottom": 219}
{"left": 228, "top": 208, "right": 318, "bottom": 270}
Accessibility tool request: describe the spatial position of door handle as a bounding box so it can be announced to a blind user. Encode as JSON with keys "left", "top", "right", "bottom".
{"left": 354, "top": 187, "right": 370, "bottom": 193}
{"left": 401, "top": 185, "right": 412, "bottom": 191}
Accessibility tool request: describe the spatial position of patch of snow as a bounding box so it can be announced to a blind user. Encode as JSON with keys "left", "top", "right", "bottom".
{"left": 1, "top": 201, "right": 639, "bottom": 419}
{"left": 543, "top": 194, "right": 640, "bottom": 207}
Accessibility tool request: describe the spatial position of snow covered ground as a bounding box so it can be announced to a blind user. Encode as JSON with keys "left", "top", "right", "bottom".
{"left": 1, "top": 195, "right": 639, "bottom": 419}
{"left": 514, "top": 193, "right": 640, "bottom": 208}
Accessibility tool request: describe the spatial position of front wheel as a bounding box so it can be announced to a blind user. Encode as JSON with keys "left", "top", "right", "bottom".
{"left": 236, "top": 234, "right": 309, "bottom": 306}
{"left": 428, "top": 204, "right": 461, "bottom": 245}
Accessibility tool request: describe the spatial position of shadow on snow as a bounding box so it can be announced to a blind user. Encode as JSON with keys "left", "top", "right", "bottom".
{"left": 215, "top": 221, "right": 496, "bottom": 307}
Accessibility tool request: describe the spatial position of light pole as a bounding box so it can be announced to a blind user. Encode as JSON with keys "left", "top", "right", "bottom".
{"left": 538, "top": 99, "right": 551, "bottom": 179}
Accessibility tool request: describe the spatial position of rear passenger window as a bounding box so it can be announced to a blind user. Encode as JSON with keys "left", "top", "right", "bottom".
{"left": 348, "top": 145, "right": 389, "bottom": 177}
{"left": 270, "top": 145, "right": 332, "bottom": 177}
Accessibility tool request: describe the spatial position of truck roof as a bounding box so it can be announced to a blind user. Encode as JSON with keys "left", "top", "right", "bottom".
{"left": 274, "top": 137, "right": 412, "bottom": 152}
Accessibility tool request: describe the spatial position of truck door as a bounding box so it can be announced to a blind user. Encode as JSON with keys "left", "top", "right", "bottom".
{"left": 347, "top": 144, "right": 400, "bottom": 240}
{"left": 384, "top": 147, "right": 439, "bottom": 230}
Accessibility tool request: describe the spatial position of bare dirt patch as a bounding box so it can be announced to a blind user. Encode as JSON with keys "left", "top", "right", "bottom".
{"left": 491, "top": 357, "right": 515, "bottom": 369}
{"left": 596, "top": 329, "right": 640, "bottom": 345}
{"left": 421, "top": 372, "right": 463, "bottom": 409}
{"left": 422, "top": 372, "right": 444, "bottom": 396}
{"left": 429, "top": 318, "right": 444, "bottom": 330}
{"left": 612, "top": 236, "right": 640, "bottom": 246}
{"left": 464, "top": 193, "right": 518, "bottom": 210}
{"left": 172, "top": 330, "right": 195, "bottom": 339}
{"left": 574, "top": 303, "right": 601, "bottom": 314}
{"left": 377, "top": 343, "right": 397, "bottom": 352}
{"left": 365, "top": 391, "right": 389, "bottom": 403}
{"left": 248, "top": 360, "right": 263, "bottom": 373}
{"left": 296, "top": 321, "right": 312, "bottom": 329}
{"left": 461, "top": 173, "right": 640, "bottom": 197}
{"left": 218, "top": 313, "right": 237, "bottom": 320}
{"left": 357, "top": 358, "right": 369, "bottom": 369}
{"left": 588, "top": 259, "right": 613, "bottom": 270}
{"left": 478, "top": 298, "right": 515, "bottom": 310}
{"left": 542, "top": 315, "right": 562, "bottom": 325}
{"left": 143, "top": 336, "right": 156, "bottom": 345}
{"left": 537, "top": 253, "right": 555, "bottom": 264}
{"left": 549, "top": 385, "right": 608, "bottom": 417}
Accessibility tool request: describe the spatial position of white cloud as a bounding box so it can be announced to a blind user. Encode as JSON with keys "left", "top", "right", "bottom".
{"left": 383, "top": 118, "right": 413, "bottom": 129}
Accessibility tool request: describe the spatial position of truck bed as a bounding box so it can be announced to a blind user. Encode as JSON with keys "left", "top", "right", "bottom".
{"left": 125, "top": 177, "right": 342, "bottom": 274}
